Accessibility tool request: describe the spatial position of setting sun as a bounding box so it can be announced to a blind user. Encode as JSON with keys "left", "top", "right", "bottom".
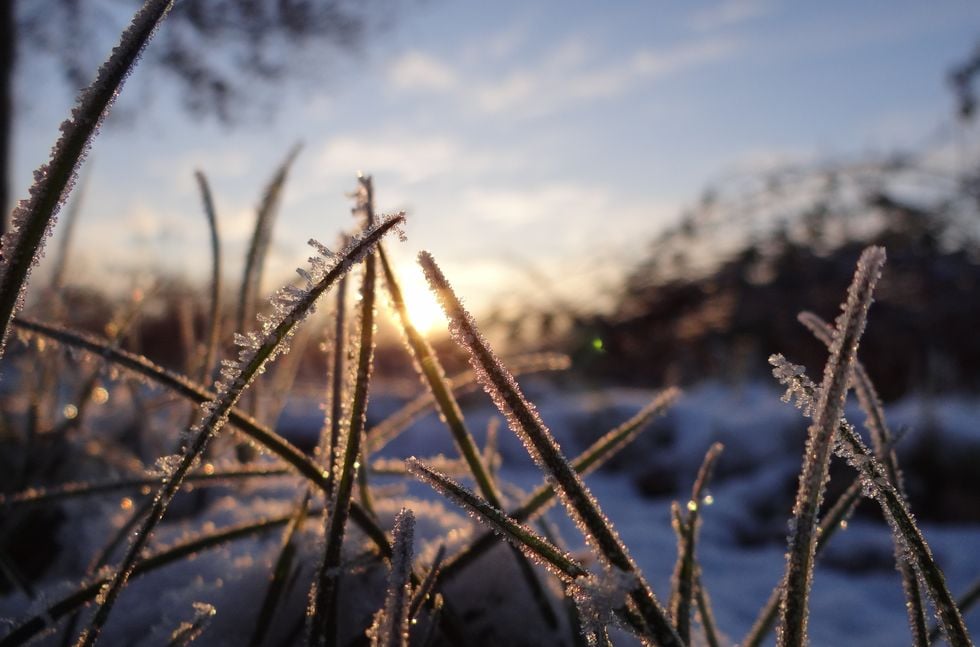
{"left": 390, "top": 264, "right": 447, "bottom": 335}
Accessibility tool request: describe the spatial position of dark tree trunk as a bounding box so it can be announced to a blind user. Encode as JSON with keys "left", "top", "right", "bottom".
{"left": 0, "top": 0, "right": 15, "bottom": 239}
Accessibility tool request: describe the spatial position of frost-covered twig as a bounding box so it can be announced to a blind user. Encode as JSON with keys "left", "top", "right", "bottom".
{"left": 777, "top": 246, "right": 885, "bottom": 647}
{"left": 798, "top": 310, "right": 929, "bottom": 646}
{"left": 75, "top": 214, "right": 404, "bottom": 647}
{"left": 0, "top": 0, "right": 175, "bottom": 361}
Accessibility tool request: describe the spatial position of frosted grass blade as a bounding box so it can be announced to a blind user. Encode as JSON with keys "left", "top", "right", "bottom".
{"left": 166, "top": 603, "right": 215, "bottom": 647}
{"left": 0, "top": 0, "right": 175, "bottom": 361}
{"left": 319, "top": 269, "right": 348, "bottom": 493}
{"left": 407, "top": 458, "right": 588, "bottom": 582}
{"left": 929, "top": 577, "right": 980, "bottom": 643}
{"left": 419, "top": 254, "right": 682, "bottom": 643}
{"left": 370, "top": 509, "right": 415, "bottom": 647}
{"left": 670, "top": 442, "right": 723, "bottom": 644}
{"left": 798, "top": 310, "right": 929, "bottom": 646}
{"left": 771, "top": 355, "right": 972, "bottom": 647}
{"left": 13, "top": 324, "right": 392, "bottom": 556}
{"left": 408, "top": 545, "right": 446, "bottom": 622}
{"left": 741, "top": 477, "right": 864, "bottom": 647}
{"left": 0, "top": 510, "right": 323, "bottom": 647}
{"left": 437, "top": 388, "right": 679, "bottom": 584}
{"left": 75, "top": 214, "right": 403, "bottom": 647}
{"left": 694, "top": 569, "right": 720, "bottom": 647}
{"left": 311, "top": 209, "right": 382, "bottom": 647}
{"left": 778, "top": 246, "right": 886, "bottom": 647}
{"left": 0, "top": 466, "right": 290, "bottom": 509}
{"left": 379, "top": 246, "right": 558, "bottom": 629}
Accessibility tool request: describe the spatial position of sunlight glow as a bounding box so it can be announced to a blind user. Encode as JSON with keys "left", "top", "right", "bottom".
{"left": 392, "top": 264, "right": 447, "bottom": 335}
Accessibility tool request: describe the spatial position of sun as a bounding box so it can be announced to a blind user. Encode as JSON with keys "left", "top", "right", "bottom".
{"left": 391, "top": 264, "right": 447, "bottom": 335}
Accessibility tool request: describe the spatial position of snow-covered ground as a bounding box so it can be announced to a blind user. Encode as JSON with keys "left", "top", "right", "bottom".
{"left": 2, "top": 379, "right": 979, "bottom": 645}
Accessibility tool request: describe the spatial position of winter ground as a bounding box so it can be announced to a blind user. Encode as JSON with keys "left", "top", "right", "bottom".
{"left": 2, "top": 378, "right": 979, "bottom": 645}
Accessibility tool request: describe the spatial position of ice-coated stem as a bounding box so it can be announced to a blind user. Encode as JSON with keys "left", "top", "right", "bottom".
{"left": 419, "top": 251, "right": 682, "bottom": 647}
{"left": 0, "top": 0, "right": 175, "bottom": 362}
{"left": 778, "top": 246, "right": 885, "bottom": 647}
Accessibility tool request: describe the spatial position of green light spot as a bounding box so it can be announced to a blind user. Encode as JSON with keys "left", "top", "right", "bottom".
{"left": 592, "top": 337, "right": 604, "bottom": 351}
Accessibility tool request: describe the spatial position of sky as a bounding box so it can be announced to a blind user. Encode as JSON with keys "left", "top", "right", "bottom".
{"left": 10, "top": 0, "right": 980, "bottom": 326}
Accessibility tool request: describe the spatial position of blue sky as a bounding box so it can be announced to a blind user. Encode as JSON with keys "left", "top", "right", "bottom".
{"left": 10, "top": 0, "right": 980, "bottom": 318}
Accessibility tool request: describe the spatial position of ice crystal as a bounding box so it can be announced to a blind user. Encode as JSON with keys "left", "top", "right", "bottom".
{"left": 372, "top": 509, "right": 415, "bottom": 647}
{"left": 570, "top": 566, "right": 639, "bottom": 642}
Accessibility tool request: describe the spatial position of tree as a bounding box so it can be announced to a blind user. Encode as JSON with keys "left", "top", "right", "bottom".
{"left": 0, "top": 0, "right": 389, "bottom": 233}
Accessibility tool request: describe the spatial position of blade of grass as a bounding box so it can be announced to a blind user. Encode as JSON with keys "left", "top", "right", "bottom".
{"left": 310, "top": 192, "right": 382, "bottom": 646}
{"left": 235, "top": 144, "right": 302, "bottom": 335}
{"left": 0, "top": 509, "right": 323, "bottom": 647}
{"left": 929, "top": 577, "right": 980, "bottom": 643}
{"left": 247, "top": 491, "right": 311, "bottom": 647}
{"left": 10, "top": 322, "right": 392, "bottom": 554}
{"left": 379, "top": 245, "right": 559, "bottom": 630}
{"left": 777, "top": 246, "right": 886, "bottom": 647}
{"left": 320, "top": 265, "right": 348, "bottom": 494}
{"left": 669, "top": 442, "right": 723, "bottom": 644}
{"left": 798, "top": 310, "right": 929, "bottom": 646}
{"left": 370, "top": 508, "right": 414, "bottom": 647}
{"left": 771, "top": 354, "right": 972, "bottom": 647}
{"left": 166, "top": 602, "right": 215, "bottom": 647}
{"left": 75, "top": 214, "right": 403, "bottom": 647}
{"left": 193, "top": 171, "right": 222, "bottom": 385}
{"left": 408, "top": 545, "right": 446, "bottom": 622}
{"left": 0, "top": 0, "right": 175, "bottom": 361}
{"left": 420, "top": 250, "right": 682, "bottom": 647}
{"left": 694, "top": 569, "right": 720, "bottom": 647}
{"left": 438, "top": 388, "right": 679, "bottom": 584}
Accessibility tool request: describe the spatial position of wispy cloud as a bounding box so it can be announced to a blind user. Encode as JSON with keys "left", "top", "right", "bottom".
{"left": 388, "top": 35, "right": 739, "bottom": 119}
{"left": 689, "top": 0, "right": 774, "bottom": 32}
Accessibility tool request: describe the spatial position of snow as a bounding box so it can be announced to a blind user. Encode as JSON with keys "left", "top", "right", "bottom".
{"left": 2, "top": 379, "right": 979, "bottom": 646}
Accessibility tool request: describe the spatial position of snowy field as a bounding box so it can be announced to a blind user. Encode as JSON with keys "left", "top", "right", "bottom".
{"left": 2, "top": 378, "right": 979, "bottom": 646}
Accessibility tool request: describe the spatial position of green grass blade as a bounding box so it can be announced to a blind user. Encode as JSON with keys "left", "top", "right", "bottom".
{"left": 777, "top": 246, "right": 886, "bottom": 647}
{"left": 247, "top": 491, "right": 311, "bottom": 647}
{"left": 0, "top": 510, "right": 319, "bottom": 647}
{"left": 10, "top": 317, "right": 392, "bottom": 557}
{"left": 0, "top": 0, "right": 175, "bottom": 362}
{"left": 310, "top": 204, "right": 382, "bottom": 647}
{"left": 75, "top": 214, "right": 403, "bottom": 647}
{"left": 798, "top": 310, "right": 929, "bottom": 646}
{"left": 193, "top": 171, "right": 222, "bottom": 385}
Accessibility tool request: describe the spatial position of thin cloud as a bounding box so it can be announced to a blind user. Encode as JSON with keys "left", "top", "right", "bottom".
{"left": 690, "top": 0, "right": 774, "bottom": 32}
{"left": 387, "top": 51, "right": 457, "bottom": 92}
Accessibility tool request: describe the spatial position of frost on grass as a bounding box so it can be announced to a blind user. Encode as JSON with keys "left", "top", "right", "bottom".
{"left": 167, "top": 602, "right": 216, "bottom": 647}
{"left": 569, "top": 566, "right": 638, "bottom": 645}
{"left": 76, "top": 215, "right": 404, "bottom": 647}
{"left": 368, "top": 508, "right": 415, "bottom": 647}
{"left": 777, "top": 246, "right": 885, "bottom": 647}
{"left": 0, "top": 0, "right": 175, "bottom": 359}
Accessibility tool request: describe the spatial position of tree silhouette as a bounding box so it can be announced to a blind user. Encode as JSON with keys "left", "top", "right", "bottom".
{"left": 0, "top": 0, "right": 390, "bottom": 233}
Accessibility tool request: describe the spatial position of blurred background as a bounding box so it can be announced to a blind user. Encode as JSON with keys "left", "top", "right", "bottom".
{"left": 4, "top": 1, "right": 978, "bottom": 397}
